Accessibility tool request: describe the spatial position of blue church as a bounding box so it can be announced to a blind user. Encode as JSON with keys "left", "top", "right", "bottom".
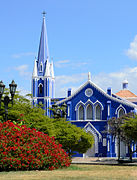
{"left": 32, "top": 14, "right": 137, "bottom": 158}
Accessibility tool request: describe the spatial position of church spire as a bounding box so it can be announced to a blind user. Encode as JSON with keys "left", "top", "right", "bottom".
{"left": 38, "top": 12, "right": 49, "bottom": 66}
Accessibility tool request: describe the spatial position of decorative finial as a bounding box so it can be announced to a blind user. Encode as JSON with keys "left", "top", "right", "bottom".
{"left": 42, "top": 11, "right": 46, "bottom": 18}
{"left": 88, "top": 72, "right": 91, "bottom": 81}
{"left": 35, "top": 56, "right": 38, "bottom": 62}
{"left": 122, "top": 79, "right": 128, "bottom": 89}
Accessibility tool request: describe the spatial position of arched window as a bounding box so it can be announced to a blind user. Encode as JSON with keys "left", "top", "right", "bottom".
{"left": 79, "top": 105, "right": 84, "bottom": 120}
{"left": 86, "top": 104, "right": 93, "bottom": 120}
{"left": 118, "top": 108, "right": 125, "bottom": 117}
{"left": 39, "top": 84, "right": 43, "bottom": 94}
{"left": 95, "top": 104, "right": 101, "bottom": 120}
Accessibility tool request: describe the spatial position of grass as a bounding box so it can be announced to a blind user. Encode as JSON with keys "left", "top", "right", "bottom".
{"left": 0, "top": 164, "right": 137, "bottom": 180}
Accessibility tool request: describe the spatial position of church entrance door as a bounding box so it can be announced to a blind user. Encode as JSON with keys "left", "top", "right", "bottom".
{"left": 84, "top": 143, "right": 95, "bottom": 157}
{"left": 120, "top": 141, "right": 126, "bottom": 158}
{"left": 84, "top": 131, "right": 96, "bottom": 157}
{"left": 115, "top": 138, "right": 126, "bottom": 158}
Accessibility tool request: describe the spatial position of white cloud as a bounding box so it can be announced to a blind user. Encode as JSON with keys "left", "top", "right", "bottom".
{"left": 17, "top": 87, "right": 31, "bottom": 96}
{"left": 92, "top": 67, "right": 137, "bottom": 94}
{"left": 12, "top": 52, "right": 36, "bottom": 59}
{"left": 55, "top": 67, "right": 137, "bottom": 97}
{"left": 15, "top": 65, "right": 31, "bottom": 79}
{"left": 55, "top": 73, "right": 87, "bottom": 85}
{"left": 126, "top": 35, "right": 137, "bottom": 60}
{"left": 71, "top": 62, "right": 88, "bottom": 69}
{"left": 55, "top": 73, "right": 88, "bottom": 97}
{"left": 55, "top": 60, "right": 70, "bottom": 68}
{"left": 55, "top": 59, "right": 89, "bottom": 68}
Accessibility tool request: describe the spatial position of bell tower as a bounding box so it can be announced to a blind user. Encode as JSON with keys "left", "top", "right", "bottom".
{"left": 32, "top": 12, "right": 55, "bottom": 116}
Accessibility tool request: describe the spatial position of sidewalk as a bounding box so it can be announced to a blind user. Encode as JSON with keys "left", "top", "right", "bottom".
{"left": 72, "top": 157, "right": 137, "bottom": 165}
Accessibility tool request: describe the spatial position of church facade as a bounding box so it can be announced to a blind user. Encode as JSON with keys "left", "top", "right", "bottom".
{"left": 32, "top": 15, "right": 137, "bottom": 158}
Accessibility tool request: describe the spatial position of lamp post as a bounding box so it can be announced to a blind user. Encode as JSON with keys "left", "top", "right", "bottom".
{"left": 52, "top": 102, "right": 67, "bottom": 119}
{"left": 0, "top": 80, "right": 17, "bottom": 121}
{"left": 61, "top": 102, "right": 67, "bottom": 118}
{"left": 52, "top": 104, "right": 61, "bottom": 118}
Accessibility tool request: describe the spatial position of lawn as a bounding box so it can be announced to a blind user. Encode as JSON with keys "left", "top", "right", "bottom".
{"left": 0, "top": 164, "right": 137, "bottom": 180}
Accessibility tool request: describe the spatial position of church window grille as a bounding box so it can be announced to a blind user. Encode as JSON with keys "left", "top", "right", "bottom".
{"left": 86, "top": 104, "right": 93, "bottom": 120}
{"left": 39, "top": 84, "right": 43, "bottom": 94}
{"left": 95, "top": 104, "right": 101, "bottom": 120}
{"left": 118, "top": 108, "right": 125, "bottom": 118}
{"left": 79, "top": 105, "right": 84, "bottom": 120}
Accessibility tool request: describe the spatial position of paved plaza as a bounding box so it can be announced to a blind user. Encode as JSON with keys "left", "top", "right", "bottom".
{"left": 72, "top": 157, "right": 137, "bottom": 165}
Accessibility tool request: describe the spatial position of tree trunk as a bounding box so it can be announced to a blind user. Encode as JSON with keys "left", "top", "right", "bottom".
{"left": 128, "top": 145, "right": 132, "bottom": 162}
{"left": 118, "top": 136, "right": 120, "bottom": 161}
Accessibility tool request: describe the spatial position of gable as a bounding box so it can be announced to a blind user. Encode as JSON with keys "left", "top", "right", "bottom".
{"left": 56, "top": 80, "right": 137, "bottom": 109}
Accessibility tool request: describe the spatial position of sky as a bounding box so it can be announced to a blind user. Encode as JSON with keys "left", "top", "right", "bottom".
{"left": 1, "top": 0, "right": 137, "bottom": 97}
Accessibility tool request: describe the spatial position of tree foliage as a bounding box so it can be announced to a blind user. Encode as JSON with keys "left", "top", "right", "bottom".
{"left": 52, "top": 118, "right": 94, "bottom": 156}
{"left": 122, "top": 113, "right": 137, "bottom": 142}
{"left": 108, "top": 112, "right": 137, "bottom": 161}
{"left": 0, "top": 90, "right": 94, "bottom": 156}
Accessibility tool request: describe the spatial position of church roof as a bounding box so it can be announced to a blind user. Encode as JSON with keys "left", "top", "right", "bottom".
{"left": 56, "top": 79, "right": 137, "bottom": 108}
{"left": 116, "top": 90, "right": 137, "bottom": 98}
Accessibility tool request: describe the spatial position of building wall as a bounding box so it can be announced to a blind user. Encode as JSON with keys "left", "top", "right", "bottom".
{"left": 57, "top": 81, "right": 135, "bottom": 157}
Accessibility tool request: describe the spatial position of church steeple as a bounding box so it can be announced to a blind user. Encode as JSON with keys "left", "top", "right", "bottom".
{"left": 32, "top": 13, "right": 55, "bottom": 116}
{"left": 38, "top": 12, "right": 49, "bottom": 68}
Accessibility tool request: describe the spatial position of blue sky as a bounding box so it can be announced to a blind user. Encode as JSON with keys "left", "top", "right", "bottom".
{"left": 1, "top": 0, "right": 137, "bottom": 97}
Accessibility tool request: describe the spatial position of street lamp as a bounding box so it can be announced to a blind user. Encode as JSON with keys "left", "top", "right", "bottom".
{"left": 9, "top": 80, "right": 17, "bottom": 104}
{"left": 61, "top": 102, "right": 67, "bottom": 118}
{"left": 52, "top": 102, "right": 67, "bottom": 119}
{"left": 52, "top": 104, "right": 61, "bottom": 119}
{"left": 0, "top": 80, "right": 17, "bottom": 121}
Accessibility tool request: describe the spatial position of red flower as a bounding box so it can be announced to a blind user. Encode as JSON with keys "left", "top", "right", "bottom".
{"left": 0, "top": 120, "right": 71, "bottom": 171}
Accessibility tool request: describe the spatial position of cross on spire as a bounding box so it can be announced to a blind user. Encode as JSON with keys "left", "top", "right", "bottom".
{"left": 42, "top": 11, "right": 46, "bottom": 17}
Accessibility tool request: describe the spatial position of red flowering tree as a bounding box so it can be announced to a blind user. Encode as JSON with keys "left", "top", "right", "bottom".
{"left": 0, "top": 120, "right": 71, "bottom": 171}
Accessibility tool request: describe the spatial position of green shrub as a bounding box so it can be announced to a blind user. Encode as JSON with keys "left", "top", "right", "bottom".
{"left": 0, "top": 120, "right": 71, "bottom": 171}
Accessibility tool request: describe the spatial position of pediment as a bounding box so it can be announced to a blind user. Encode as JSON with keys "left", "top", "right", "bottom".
{"left": 56, "top": 80, "right": 137, "bottom": 108}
